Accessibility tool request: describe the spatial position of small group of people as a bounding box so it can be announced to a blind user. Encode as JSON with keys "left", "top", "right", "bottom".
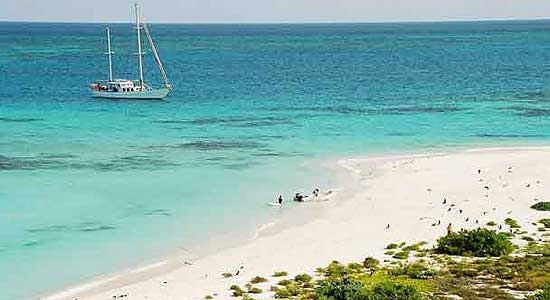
{"left": 276, "top": 188, "right": 321, "bottom": 204}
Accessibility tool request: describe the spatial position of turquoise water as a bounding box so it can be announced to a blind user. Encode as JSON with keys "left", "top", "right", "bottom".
{"left": 2, "top": 20, "right": 550, "bottom": 300}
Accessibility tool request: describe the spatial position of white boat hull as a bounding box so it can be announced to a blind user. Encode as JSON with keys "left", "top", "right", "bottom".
{"left": 92, "top": 88, "right": 170, "bottom": 99}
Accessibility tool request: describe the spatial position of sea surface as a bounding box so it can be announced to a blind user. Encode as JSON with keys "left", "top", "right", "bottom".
{"left": 1, "top": 20, "right": 550, "bottom": 300}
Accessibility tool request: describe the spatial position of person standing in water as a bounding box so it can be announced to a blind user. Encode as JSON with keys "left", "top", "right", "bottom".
{"left": 278, "top": 195, "right": 283, "bottom": 205}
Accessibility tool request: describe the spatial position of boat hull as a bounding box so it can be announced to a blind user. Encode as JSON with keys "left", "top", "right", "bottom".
{"left": 92, "top": 88, "right": 170, "bottom": 99}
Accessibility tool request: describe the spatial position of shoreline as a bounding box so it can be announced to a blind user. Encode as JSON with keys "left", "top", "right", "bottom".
{"left": 43, "top": 145, "right": 550, "bottom": 300}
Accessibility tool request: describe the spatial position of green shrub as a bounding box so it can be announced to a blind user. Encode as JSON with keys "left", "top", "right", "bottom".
{"left": 249, "top": 276, "right": 267, "bottom": 284}
{"left": 363, "top": 257, "right": 380, "bottom": 270}
{"left": 278, "top": 279, "right": 293, "bottom": 286}
{"left": 248, "top": 287, "right": 263, "bottom": 294}
{"left": 531, "top": 202, "right": 550, "bottom": 211}
{"left": 505, "top": 218, "right": 521, "bottom": 229}
{"left": 402, "top": 262, "right": 435, "bottom": 279}
{"left": 526, "top": 285, "right": 550, "bottom": 300}
{"left": 487, "top": 221, "right": 497, "bottom": 226}
{"left": 221, "top": 272, "right": 233, "bottom": 278}
{"left": 393, "top": 251, "right": 410, "bottom": 260}
{"left": 315, "top": 277, "right": 366, "bottom": 300}
{"left": 532, "top": 202, "right": 550, "bottom": 211}
{"left": 275, "top": 282, "right": 302, "bottom": 298}
{"left": 403, "top": 242, "right": 427, "bottom": 252}
{"left": 386, "top": 243, "right": 399, "bottom": 249}
{"left": 230, "top": 285, "right": 245, "bottom": 297}
{"left": 435, "top": 228, "right": 514, "bottom": 257}
{"left": 367, "top": 281, "right": 422, "bottom": 300}
{"left": 539, "top": 219, "right": 550, "bottom": 229}
{"left": 205, "top": 295, "right": 213, "bottom": 299}
{"left": 325, "top": 261, "right": 347, "bottom": 278}
{"left": 295, "top": 273, "right": 313, "bottom": 283}
{"left": 273, "top": 271, "right": 288, "bottom": 277}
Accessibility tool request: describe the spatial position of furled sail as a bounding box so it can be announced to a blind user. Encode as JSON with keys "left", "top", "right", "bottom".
{"left": 143, "top": 23, "right": 171, "bottom": 89}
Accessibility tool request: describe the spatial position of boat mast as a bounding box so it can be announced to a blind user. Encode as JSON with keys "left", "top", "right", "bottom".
{"left": 106, "top": 27, "right": 114, "bottom": 82}
{"left": 135, "top": 3, "right": 144, "bottom": 89}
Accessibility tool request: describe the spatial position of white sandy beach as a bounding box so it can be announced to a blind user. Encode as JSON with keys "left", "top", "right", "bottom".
{"left": 45, "top": 146, "right": 550, "bottom": 300}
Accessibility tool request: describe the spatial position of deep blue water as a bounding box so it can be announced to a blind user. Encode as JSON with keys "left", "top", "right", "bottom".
{"left": 1, "top": 20, "right": 550, "bottom": 300}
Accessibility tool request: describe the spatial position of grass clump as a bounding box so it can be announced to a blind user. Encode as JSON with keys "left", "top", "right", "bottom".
{"left": 230, "top": 285, "right": 245, "bottom": 297}
{"left": 386, "top": 243, "right": 399, "bottom": 249}
{"left": 249, "top": 276, "right": 267, "bottom": 284}
{"left": 277, "top": 279, "right": 293, "bottom": 286}
{"left": 204, "top": 295, "right": 213, "bottom": 299}
{"left": 505, "top": 218, "right": 521, "bottom": 229}
{"left": 436, "top": 228, "right": 514, "bottom": 257}
{"left": 248, "top": 287, "right": 263, "bottom": 294}
{"left": 393, "top": 251, "right": 410, "bottom": 260}
{"left": 273, "top": 271, "right": 288, "bottom": 277}
{"left": 526, "top": 285, "right": 550, "bottom": 300}
{"left": 532, "top": 202, "right": 550, "bottom": 211}
{"left": 539, "top": 219, "right": 550, "bottom": 229}
{"left": 221, "top": 272, "right": 233, "bottom": 278}
{"left": 487, "top": 221, "right": 497, "bottom": 226}
{"left": 295, "top": 273, "right": 313, "bottom": 283}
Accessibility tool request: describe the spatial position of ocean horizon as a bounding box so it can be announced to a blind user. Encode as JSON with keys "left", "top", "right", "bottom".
{"left": 1, "top": 20, "right": 550, "bottom": 300}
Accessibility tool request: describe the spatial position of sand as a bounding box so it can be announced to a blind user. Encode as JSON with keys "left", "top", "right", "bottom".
{"left": 44, "top": 146, "right": 550, "bottom": 300}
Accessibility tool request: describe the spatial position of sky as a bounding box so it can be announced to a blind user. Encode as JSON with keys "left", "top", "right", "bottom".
{"left": 1, "top": 0, "right": 550, "bottom": 23}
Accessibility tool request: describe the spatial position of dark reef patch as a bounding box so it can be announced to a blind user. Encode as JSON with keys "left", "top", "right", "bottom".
{"left": 144, "top": 140, "right": 265, "bottom": 152}
{"left": 78, "top": 223, "right": 117, "bottom": 232}
{"left": 474, "top": 133, "right": 548, "bottom": 138}
{"left": 144, "top": 209, "right": 171, "bottom": 217}
{"left": 0, "top": 117, "right": 44, "bottom": 123}
{"left": 265, "top": 105, "right": 465, "bottom": 115}
{"left": 154, "top": 116, "right": 295, "bottom": 128}
{"left": 0, "top": 153, "right": 178, "bottom": 171}
{"left": 92, "top": 155, "right": 180, "bottom": 171}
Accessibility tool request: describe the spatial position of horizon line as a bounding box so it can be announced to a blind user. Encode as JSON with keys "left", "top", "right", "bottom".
{"left": 1, "top": 17, "right": 549, "bottom": 26}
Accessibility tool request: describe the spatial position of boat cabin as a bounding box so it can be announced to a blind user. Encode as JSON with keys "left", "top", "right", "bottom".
{"left": 91, "top": 79, "right": 146, "bottom": 93}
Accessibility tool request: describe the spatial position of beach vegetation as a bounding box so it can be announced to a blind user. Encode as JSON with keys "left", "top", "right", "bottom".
{"left": 249, "top": 276, "right": 268, "bottom": 284}
{"left": 242, "top": 295, "right": 256, "bottom": 300}
{"left": 384, "top": 250, "right": 395, "bottom": 256}
{"left": 221, "top": 272, "right": 233, "bottom": 278}
{"left": 362, "top": 257, "right": 380, "bottom": 270}
{"left": 539, "top": 219, "right": 550, "bottom": 229}
{"left": 315, "top": 277, "right": 421, "bottom": 300}
{"left": 523, "top": 235, "right": 536, "bottom": 242}
{"left": 275, "top": 282, "right": 302, "bottom": 298}
{"left": 277, "top": 279, "right": 293, "bottom": 286}
{"left": 295, "top": 273, "right": 313, "bottom": 283}
{"left": 435, "top": 228, "right": 514, "bottom": 257}
{"left": 230, "top": 285, "right": 245, "bottom": 297}
{"left": 525, "top": 286, "right": 550, "bottom": 300}
{"left": 403, "top": 242, "right": 427, "bottom": 252}
{"left": 386, "top": 243, "right": 399, "bottom": 249}
{"left": 315, "top": 277, "right": 366, "bottom": 300}
{"left": 273, "top": 271, "right": 288, "bottom": 277}
{"left": 248, "top": 287, "right": 263, "bottom": 294}
{"left": 392, "top": 250, "right": 410, "bottom": 260}
{"left": 505, "top": 218, "right": 521, "bottom": 229}
{"left": 531, "top": 202, "right": 550, "bottom": 211}
{"left": 487, "top": 221, "right": 497, "bottom": 226}
{"left": 204, "top": 295, "right": 213, "bottom": 299}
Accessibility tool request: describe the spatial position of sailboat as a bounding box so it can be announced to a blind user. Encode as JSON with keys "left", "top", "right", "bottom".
{"left": 90, "top": 3, "right": 171, "bottom": 99}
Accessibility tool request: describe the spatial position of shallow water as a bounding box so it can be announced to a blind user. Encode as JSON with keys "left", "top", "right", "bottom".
{"left": 1, "top": 20, "right": 550, "bottom": 300}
